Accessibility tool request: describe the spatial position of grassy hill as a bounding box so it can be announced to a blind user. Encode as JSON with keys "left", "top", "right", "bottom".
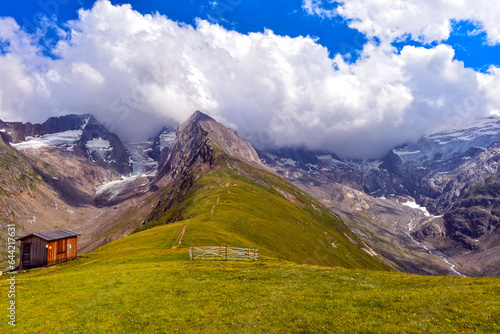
{"left": 3, "top": 111, "right": 499, "bottom": 333}
{"left": 138, "top": 152, "right": 388, "bottom": 270}
{"left": 2, "top": 222, "right": 499, "bottom": 333}
{"left": 3, "top": 156, "right": 499, "bottom": 333}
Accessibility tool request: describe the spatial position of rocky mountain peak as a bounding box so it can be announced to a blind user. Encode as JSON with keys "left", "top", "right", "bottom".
{"left": 148, "top": 126, "right": 176, "bottom": 163}
{"left": 155, "top": 110, "right": 267, "bottom": 182}
{"left": 177, "top": 110, "right": 214, "bottom": 133}
{"left": 41, "top": 113, "right": 94, "bottom": 135}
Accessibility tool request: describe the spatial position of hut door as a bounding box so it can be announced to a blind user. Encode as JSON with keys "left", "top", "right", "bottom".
{"left": 21, "top": 243, "right": 31, "bottom": 267}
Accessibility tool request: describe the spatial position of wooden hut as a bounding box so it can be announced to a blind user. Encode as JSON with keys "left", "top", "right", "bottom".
{"left": 17, "top": 229, "right": 80, "bottom": 269}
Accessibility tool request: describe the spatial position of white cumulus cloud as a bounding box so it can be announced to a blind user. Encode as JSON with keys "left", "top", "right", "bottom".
{"left": 305, "top": 0, "right": 500, "bottom": 44}
{"left": 0, "top": 0, "right": 498, "bottom": 158}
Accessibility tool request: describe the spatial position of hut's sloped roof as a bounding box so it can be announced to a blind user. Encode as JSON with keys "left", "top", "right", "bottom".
{"left": 17, "top": 229, "right": 80, "bottom": 242}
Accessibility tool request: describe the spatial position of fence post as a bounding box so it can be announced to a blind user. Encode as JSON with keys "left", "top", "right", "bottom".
{"left": 225, "top": 245, "right": 227, "bottom": 260}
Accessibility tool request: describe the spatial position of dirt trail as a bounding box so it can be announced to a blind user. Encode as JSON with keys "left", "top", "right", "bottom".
{"left": 211, "top": 195, "right": 220, "bottom": 214}
{"left": 171, "top": 224, "right": 189, "bottom": 249}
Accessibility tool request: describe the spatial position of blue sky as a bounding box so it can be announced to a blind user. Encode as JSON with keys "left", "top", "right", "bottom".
{"left": 0, "top": 1, "right": 367, "bottom": 61}
{"left": 1, "top": 1, "right": 500, "bottom": 158}
{"left": 1, "top": 0, "right": 498, "bottom": 70}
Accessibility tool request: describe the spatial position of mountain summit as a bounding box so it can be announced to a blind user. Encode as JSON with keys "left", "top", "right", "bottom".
{"left": 156, "top": 110, "right": 267, "bottom": 181}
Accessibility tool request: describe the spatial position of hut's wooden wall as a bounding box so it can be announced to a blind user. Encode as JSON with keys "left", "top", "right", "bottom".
{"left": 47, "top": 236, "right": 78, "bottom": 266}
{"left": 20, "top": 236, "right": 48, "bottom": 267}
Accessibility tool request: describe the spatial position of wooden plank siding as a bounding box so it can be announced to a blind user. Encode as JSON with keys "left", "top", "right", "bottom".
{"left": 20, "top": 236, "right": 48, "bottom": 267}
{"left": 18, "top": 229, "right": 80, "bottom": 269}
{"left": 47, "top": 236, "right": 78, "bottom": 266}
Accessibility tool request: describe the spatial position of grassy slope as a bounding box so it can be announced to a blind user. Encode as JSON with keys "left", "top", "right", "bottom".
{"left": 138, "top": 154, "right": 388, "bottom": 270}
{"left": 3, "top": 148, "right": 499, "bottom": 332}
{"left": 2, "top": 223, "right": 499, "bottom": 333}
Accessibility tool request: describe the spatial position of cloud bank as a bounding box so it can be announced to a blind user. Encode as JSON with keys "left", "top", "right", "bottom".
{"left": 0, "top": 0, "right": 499, "bottom": 158}
{"left": 305, "top": 0, "right": 500, "bottom": 44}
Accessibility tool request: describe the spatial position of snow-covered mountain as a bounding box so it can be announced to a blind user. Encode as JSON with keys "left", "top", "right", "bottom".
{"left": 2, "top": 114, "right": 132, "bottom": 178}
{"left": 393, "top": 117, "right": 500, "bottom": 162}
{"left": 3, "top": 111, "right": 499, "bottom": 276}
{"left": 258, "top": 115, "right": 500, "bottom": 276}
{"left": 260, "top": 116, "right": 500, "bottom": 213}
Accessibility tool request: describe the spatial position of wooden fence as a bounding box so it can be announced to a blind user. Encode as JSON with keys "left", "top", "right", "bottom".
{"left": 189, "top": 246, "right": 259, "bottom": 261}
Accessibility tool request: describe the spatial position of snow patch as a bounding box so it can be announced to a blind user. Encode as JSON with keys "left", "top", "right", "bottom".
{"left": 367, "top": 160, "right": 383, "bottom": 169}
{"left": 86, "top": 138, "right": 113, "bottom": 160}
{"left": 393, "top": 149, "right": 421, "bottom": 155}
{"left": 86, "top": 138, "right": 111, "bottom": 150}
{"left": 265, "top": 152, "right": 277, "bottom": 160}
{"left": 401, "top": 198, "right": 431, "bottom": 216}
{"left": 95, "top": 175, "right": 139, "bottom": 199}
{"left": 81, "top": 117, "right": 90, "bottom": 129}
{"left": 281, "top": 158, "right": 296, "bottom": 166}
{"left": 11, "top": 130, "right": 83, "bottom": 150}
{"left": 317, "top": 154, "right": 352, "bottom": 168}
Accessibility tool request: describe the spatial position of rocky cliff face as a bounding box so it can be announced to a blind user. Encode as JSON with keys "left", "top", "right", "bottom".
{"left": 0, "top": 114, "right": 90, "bottom": 143}
{"left": 76, "top": 116, "right": 132, "bottom": 175}
{"left": 259, "top": 117, "right": 500, "bottom": 217}
{"left": 259, "top": 116, "right": 500, "bottom": 276}
{"left": 148, "top": 126, "right": 176, "bottom": 163}
{"left": 156, "top": 111, "right": 267, "bottom": 182}
{"left": 444, "top": 175, "right": 500, "bottom": 244}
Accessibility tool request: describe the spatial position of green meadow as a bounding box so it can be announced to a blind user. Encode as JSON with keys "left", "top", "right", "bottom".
{"left": 1, "top": 222, "right": 499, "bottom": 333}
{"left": 2, "top": 163, "right": 499, "bottom": 333}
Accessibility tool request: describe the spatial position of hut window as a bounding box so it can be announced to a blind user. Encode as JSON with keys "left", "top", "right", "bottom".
{"left": 57, "top": 239, "right": 67, "bottom": 254}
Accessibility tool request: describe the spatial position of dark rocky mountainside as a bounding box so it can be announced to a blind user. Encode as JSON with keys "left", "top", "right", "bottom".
{"left": 438, "top": 172, "right": 500, "bottom": 276}
{"left": 0, "top": 114, "right": 89, "bottom": 143}
{"left": 78, "top": 116, "right": 131, "bottom": 174}
{"left": 1, "top": 114, "right": 132, "bottom": 183}
{"left": 148, "top": 126, "right": 176, "bottom": 163}
{"left": 444, "top": 173, "right": 500, "bottom": 249}
{"left": 259, "top": 117, "right": 500, "bottom": 276}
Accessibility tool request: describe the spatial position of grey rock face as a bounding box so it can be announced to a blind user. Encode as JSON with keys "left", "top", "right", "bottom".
{"left": 156, "top": 110, "right": 267, "bottom": 181}
{"left": 259, "top": 116, "right": 500, "bottom": 276}
{"left": 1, "top": 114, "right": 132, "bottom": 175}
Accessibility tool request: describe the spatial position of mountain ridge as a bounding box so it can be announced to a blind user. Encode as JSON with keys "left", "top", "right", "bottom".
{"left": 135, "top": 110, "right": 388, "bottom": 269}
{"left": 3, "top": 111, "right": 500, "bottom": 276}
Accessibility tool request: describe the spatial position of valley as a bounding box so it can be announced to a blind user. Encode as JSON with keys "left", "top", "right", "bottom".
{"left": 2, "top": 111, "right": 500, "bottom": 276}
{"left": 2, "top": 1, "right": 500, "bottom": 332}
{"left": 1, "top": 110, "right": 499, "bottom": 333}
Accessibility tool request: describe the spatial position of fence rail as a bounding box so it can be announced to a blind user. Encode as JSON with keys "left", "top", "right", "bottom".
{"left": 189, "top": 246, "right": 259, "bottom": 261}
